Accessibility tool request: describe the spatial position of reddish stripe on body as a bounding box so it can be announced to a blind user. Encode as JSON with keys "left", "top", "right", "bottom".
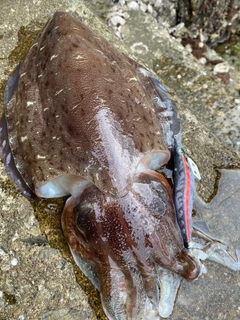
{"left": 182, "top": 154, "right": 191, "bottom": 243}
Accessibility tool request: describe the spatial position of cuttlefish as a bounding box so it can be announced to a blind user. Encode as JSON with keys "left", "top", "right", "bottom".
{"left": 0, "top": 12, "right": 239, "bottom": 320}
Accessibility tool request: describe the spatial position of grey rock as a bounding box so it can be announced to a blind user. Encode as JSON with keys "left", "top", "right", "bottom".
{"left": 177, "top": 0, "right": 240, "bottom": 45}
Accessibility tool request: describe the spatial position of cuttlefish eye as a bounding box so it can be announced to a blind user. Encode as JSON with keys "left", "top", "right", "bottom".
{"left": 61, "top": 170, "right": 201, "bottom": 319}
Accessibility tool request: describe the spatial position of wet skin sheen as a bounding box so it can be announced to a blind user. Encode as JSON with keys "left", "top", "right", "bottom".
{"left": 2, "top": 12, "right": 239, "bottom": 320}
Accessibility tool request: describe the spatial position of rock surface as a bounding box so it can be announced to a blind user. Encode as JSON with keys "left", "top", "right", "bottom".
{"left": 0, "top": 1, "right": 240, "bottom": 320}
{"left": 177, "top": 0, "right": 240, "bottom": 45}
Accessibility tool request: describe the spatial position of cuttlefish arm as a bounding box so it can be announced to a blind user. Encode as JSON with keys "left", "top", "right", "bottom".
{"left": 61, "top": 170, "right": 201, "bottom": 320}
{"left": 158, "top": 268, "right": 182, "bottom": 318}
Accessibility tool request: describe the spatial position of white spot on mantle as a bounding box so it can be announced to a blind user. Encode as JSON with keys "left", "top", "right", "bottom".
{"left": 36, "top": 155, "right": 46, "bottom": 160}
{"left": 20, "top": 72, "right": 26, "bottom": 78}
{"left": 40, "top": 44, "right": 46, "bottom": 51}
{"left": 21, "top": 135, "right": 28, "bottom": 142}
{"left": 55, "top": 89, "right": 63, "bottom": 96}
{"left": 50, "top": 54, "right": 59, "bottom": 61}
{"left": 27, "top": 101, "right": 34, "bottom": 107}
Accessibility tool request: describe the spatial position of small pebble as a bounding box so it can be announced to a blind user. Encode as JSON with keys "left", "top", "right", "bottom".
{"left": 185, "top": 44, "right": 192, "bottom": 53}
{"left": 199, "top": 57, "right": 207, "bottom": 65}
{"left": 127, "top": 1, "right": 139, "bottom": 10}
{"left": 213, "top": 62, "right": 230, "bottom": 74}
{"left": 11, "top": 258, "right": 18, "bottom": 266}
{"left": 140, "top": 2, "right": 147, "bottom": 12}
{"left": 110, "top": 15, "right": 126, "bottom": 26}
{"left": 154, "top": 0, "right": 163, "bottom": 9}
{"left": 147, "top": 4, "right": 153, "bottom": 13}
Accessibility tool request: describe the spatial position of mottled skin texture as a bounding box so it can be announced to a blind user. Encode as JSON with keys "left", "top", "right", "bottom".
{"left": 2, "top": 12, "right": 239, "bottom": 320}
{"left": 4, "top": 12, "right": 172, "bottom": 198}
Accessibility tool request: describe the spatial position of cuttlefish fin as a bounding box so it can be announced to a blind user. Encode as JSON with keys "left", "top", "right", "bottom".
{"left": 4, "top": 63, "right": 21, "bottom": 107}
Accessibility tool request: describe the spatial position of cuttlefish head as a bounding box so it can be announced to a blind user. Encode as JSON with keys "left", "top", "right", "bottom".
{"left": 61, "top": 170, "right": 201, "bottom": 319}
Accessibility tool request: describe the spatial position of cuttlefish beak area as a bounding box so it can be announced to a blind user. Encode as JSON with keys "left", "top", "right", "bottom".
{"left": 61, "top": 170, "right": 201, "bottom": 319}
